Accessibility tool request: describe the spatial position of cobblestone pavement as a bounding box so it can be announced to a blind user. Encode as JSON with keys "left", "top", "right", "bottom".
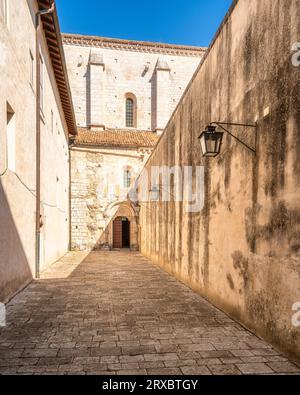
{"left": 0, "top": 251, "right": 299, "bottom": 375}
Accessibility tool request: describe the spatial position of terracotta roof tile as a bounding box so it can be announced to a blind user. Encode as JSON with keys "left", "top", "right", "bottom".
{"left": 75, "top": 128, "right": 159, "bottom": 148}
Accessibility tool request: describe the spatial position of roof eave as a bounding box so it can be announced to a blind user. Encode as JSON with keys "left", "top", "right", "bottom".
{"left": 38, "top": 0, "right": 77, "bottom": 136}
{"left": 74, "top": 143, "right": 155, "bottom": 149}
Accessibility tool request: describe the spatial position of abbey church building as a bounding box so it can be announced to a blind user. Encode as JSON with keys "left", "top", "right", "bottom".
{"left": 63, "top": 34, "right": 205, "bottom": 251}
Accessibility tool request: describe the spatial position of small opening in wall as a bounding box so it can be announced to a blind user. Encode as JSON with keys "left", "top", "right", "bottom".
{"left": 125, "top": 93, "right": 137, "bottom": 128}
{"left": 6, "top": 102, "right": 16, "bottom": 172}
{"left": 123, "top": 167, "right": 133, "bottom": 188}
{"left": 29, "top": 50, "right": 34, "bottom": 88}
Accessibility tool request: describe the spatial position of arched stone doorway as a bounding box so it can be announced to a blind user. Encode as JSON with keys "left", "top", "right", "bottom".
{"left": 104, "top": 201, "right": 139, "bottom": 251}
{"left": 113, "top": 216, "right": 131, "bottom": 249}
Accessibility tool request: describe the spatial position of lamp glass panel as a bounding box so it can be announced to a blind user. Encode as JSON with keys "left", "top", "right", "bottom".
{"left": 215, "top": 132, "right": 223, "bottom": 153}
{"left": 200, "top": 130, "right": 223, "bottom": 157}
{"left": 200, "top": 134, "right": 207, "bottom": 155}
{"left": 206, "top": 136, "right": 216, "bottom": 153}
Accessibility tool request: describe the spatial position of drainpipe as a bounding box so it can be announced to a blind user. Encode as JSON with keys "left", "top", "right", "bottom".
{"left": 68, "top": 137, "right": 76, "bottom": 251}
{"left": 35, "top": 1, "right": 55, "bottom": 279}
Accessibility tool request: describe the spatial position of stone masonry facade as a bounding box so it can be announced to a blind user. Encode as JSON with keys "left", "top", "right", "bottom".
{"left": 70, "top": 145, "right": 151, "bottom": 251}
{"left": 63, "top": 34, "right": 205, "bottom": 133}
{"left": 63, "top": 35, "right": 205, "bottom": 251}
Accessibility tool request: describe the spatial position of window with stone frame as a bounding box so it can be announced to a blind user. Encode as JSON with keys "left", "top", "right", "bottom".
{"left": 123, "top": 168, "right": 132, "bottom": 188}
{"left": 125, "top": 93, "right": 137, "bottom": 128}
{"left": 126, "top": 98, "right": 134, "bottom": 128}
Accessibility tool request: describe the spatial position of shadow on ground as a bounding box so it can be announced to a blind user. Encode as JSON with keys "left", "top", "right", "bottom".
{"left": 0, "top": 251, "right": 299, "bottom": 375}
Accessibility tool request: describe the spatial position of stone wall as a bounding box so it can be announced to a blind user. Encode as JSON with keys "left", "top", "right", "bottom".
{"left": 138, "top": 0, "right": 300, "bottom": 361}
{"left": 70, "top": 146, "right": 151, "bottom": 251}
{"left": 0, "top": 0, "right": 70, "bottom": 302}
{"left": 65, "top": 36, "right": 204, "bottom": 251}
{"left": 63, "top": 37, "right": 203, "bottom": 132}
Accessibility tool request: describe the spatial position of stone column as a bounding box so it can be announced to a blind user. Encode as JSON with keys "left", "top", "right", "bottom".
{"left": 89, "top": 51, "right": 105, "bottom": 131}
{"left": 155, "top": 56, "right": 171, "bottom": 135}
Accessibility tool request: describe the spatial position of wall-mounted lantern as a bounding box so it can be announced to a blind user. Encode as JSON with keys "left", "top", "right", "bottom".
{"left": 199, "top": 122, "right": 257, "bottom": 157}
{"left": 199, "top": 125, "right": 224, "bottom": 157}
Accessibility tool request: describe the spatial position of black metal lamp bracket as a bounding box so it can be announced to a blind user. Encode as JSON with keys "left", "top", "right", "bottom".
{"left": 210, "top": 121, "right": 258, "bottom": 154}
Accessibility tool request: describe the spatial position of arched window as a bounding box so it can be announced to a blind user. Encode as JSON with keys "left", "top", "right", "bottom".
{"left": 123, "top": 168, "right": 132, "bottom": 188}
{"left": 126, "top": 98, "right": 134, "bottom": 127}
{"left": 125, "top": 94, "right": 137, "bottom": 128}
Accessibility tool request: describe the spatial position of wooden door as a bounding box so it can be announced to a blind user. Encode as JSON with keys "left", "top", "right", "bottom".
{"left": 113, "top": 217, "right": 122, "bottom": 248}
{"left": 122, "top": 219, "right": 130, "bottom": 248}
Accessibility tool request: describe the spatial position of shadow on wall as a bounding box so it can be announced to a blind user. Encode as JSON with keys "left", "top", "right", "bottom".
{"left": 82, "top": 201, "right": 138, "bottom": 252}
{"left": 0, "top": 180, "right": 33, "bottom": 303}
{"left": 85, "top": 67, "right": 91, "bottom": 127}
{"left": 93, "top": 217, "right": 130, "bottom": 251}
{"left": 150, "top": 71, "right": 157, "bottom": 132}
{"left": 93, "top": 215, "right": 112, "bottom": 250}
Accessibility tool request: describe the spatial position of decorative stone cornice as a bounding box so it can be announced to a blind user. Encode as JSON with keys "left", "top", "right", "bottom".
{"left": 62, "top": 33, "right": 206, "bottom": 58}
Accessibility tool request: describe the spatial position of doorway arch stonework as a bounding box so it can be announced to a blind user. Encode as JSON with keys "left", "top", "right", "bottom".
{"left": 104, "top": 201, "right": 139, "bottom": 251}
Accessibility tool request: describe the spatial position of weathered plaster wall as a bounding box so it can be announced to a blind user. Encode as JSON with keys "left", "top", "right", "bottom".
{"left": 0, "top": 0, "right": 70, "bottom": 302}
{"left": 139, "top": 0, "right": 300, "bottom": 361}
{"left": 70, "top": 146, "right": 150, "bottom": 251}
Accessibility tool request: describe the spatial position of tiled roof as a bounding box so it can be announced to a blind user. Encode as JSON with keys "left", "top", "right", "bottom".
{"left": 75, "top": 128, "right": 159, "bottom": 148}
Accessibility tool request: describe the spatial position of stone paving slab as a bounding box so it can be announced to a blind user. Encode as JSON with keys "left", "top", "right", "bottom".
{"left": 0, "top": 251, "right": 299, "bottom": 375}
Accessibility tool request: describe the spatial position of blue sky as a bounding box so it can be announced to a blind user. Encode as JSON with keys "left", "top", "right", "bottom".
{"left": 56, "top": 0, "right": 232, "bottom": 47}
